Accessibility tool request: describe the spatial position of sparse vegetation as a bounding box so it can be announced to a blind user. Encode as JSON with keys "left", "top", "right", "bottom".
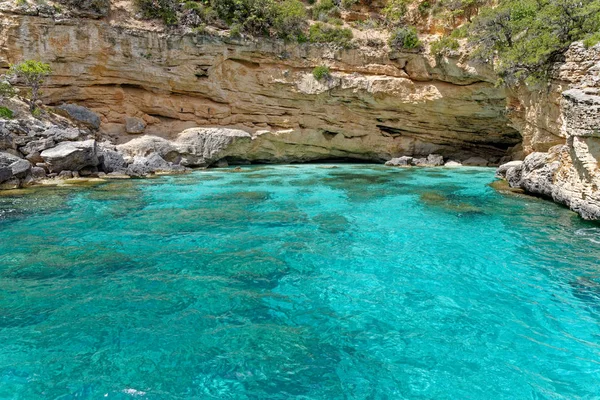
{"left": 468, "top": 0, "right": 600, "bottom": 83}
{"left": 389, "top": 26, "right": 421, "bottom": 50}
{"left": 0, "top": 106, "right": 13, "bottom": 119}
{"left": 382, "top": 0, "right": 411, "bottom": 26}
{"left": 312, "top": 65, "right": 331, "bottom": 80}
{"left": 135, "top": 0, "right": 178, "bottom": 25}
{"left": 0, "top": 80, "right": 16, "bottom": 100}
{"left": 8, "top": 60, "right": 52, "bottom": 112}
{"left": 309, "top": 22, "right": 353, "bottom": 47}
{"left": 430, "top": 36, "right": 460, "bottom": 57}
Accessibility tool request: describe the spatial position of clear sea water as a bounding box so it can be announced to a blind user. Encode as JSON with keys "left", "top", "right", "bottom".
{"left": 0, "top": 165, "right": 599, "bottom": 399}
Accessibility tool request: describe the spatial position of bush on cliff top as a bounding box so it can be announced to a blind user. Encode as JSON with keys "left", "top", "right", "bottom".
{"left": 389, "top": 26, "right": 421, "bottom": 50}
{"left": 468, "top": 0, "right": 600, "bottom": 83}
{"left": 308, "top": 23, "right": 353, "bottom": 47}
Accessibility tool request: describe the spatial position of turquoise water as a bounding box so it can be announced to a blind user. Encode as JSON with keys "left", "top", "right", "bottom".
{"left": 0, "top": 165, "right": 599, "bottom": 399}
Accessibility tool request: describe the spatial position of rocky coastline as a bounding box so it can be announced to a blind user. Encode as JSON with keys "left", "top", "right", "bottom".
{"left": 1, "top": 3, "right": 600, "bottom": 220}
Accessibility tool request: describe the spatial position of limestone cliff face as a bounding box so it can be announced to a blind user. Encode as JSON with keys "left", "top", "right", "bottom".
{"left": 505, "top": 44, "right": 600, "bottom": 156}
{"left": 498, "top": 44, "right": 600, "bottom": 220}
{"left": 0, "top": 9, "right": 521, "bottom": 163}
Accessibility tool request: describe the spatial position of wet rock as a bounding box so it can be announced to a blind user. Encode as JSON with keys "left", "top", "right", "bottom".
{"left": 79, "top": 166, "right": 98, "bottom": 176}
{"left": 125, "top": 117, "right": 146, "bottom": 134}
{"left": 215, "top": 159, "right": 229, "bottom": 168}
{"left": 40, "top": 139, "right": 99, "bottom": 172}
{"left": 0, "top": 178, "right": 19, "bottom": 190}
{"left": 58, "top": 170, "right": 73, "bottom": 179}
{"left": 385, "top": 156, "right": 413, "bottom": 166}
{"left": 56, "top": 104, "right": 101, "bottom": 130}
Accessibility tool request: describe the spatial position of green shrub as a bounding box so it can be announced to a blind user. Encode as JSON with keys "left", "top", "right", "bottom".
{"left": 418, "top": 0, "right": 431, "bottom": 14}
{"left": 0, "top": 81, "right": 16, "bottom": 100}
{"left": 341, "top": 0, "right": 357, "bottom": 9}
{"left": 383, "top": 0, "right": 412, "bottom": 26}
{"left": 583, "top": 32, "right": 600, "bottom": 48}
{"left": 312, "top": 0, "right": 336, "bottom": 19}
{"left": 274, "top": 0, "right": 308, "bottom": 40}
{"left": 389, "top": 26, "right": 421, "bottom": 50}
{"left": 0, "top": 106, "right": 13, "bottom": 119}
{"left": 229, "top": 23, "right": 242, "bottom": 38}
{"left": 135, "top": 0, "right": 178, "bottom": 24}
{"left": 312, "top": 65, "right": 331, "bottom": 80}
{"left": 328, "top": 17, "right": 343, "bottom": 26}
{"left": 430, "top": 36, "right": 459, "bottom": 56}
{"left": 450, "top": 24, "right": 469, "bottom": 38}
{"left": 308, "top": 22, "right": 353, "bottom": 47}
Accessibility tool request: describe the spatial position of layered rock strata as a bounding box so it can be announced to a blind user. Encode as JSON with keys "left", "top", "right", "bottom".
{"left": 496, "top": 44, "right": 600, "bottom": 220}
{"left": 0, "top": 8, "right": 521, "bottom": 163}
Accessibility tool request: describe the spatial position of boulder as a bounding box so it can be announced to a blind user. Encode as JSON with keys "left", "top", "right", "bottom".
{"left": 496, "top": 161, "right": 524, "bottom": 178}
{"left": 426, "top": 154, "right": 444, "bottom": 166}
{"left": 41, "top": 139, "right": 99, "bottom": 172}
{"left": 58, "top": 170, "right": 73, "bottom": 179}
{"left": 125, "top": 117, "right": 146, "bottom": 134}
{"left": 385, "top": 156, "right": 413, "bottom": 166}
{"left": 56, "top": 104, "right": 101, "bottom": 130}
{"left": 444, "top": 160, "right": 462, "bottom": 167}
{"left": 175, "top": 128, "right": 252, "bottom": 167}
{"left": 10, "top": 159, "right": 31, "bottom": 178}
{"left": 126, "top": 154, "right": 173, "bottom": 177}
{"left": 215, "top": 159, "right": 229, "bottom": 168}
{"left": 0, "top": 178, "right": 19, "bottom": 190}
{"left": 20, "top": 138, "right": 56, "bottom": 155}
{"left": 117, "top": 136, "right": 177, "bottom": 161}
{"left": 412, "top": 157, "right": 428, "bottom": 166}
{"left": 462, "top": 156, "right": 489, "bottom": 166}
{"left": 98, "top": 144, "right": 127, "bottom": 173}
{"left": 0, "top": 167, "right": 11, "bottom": 183}
{"left": 31, "top": 166, "right": 46, "bottom": 180}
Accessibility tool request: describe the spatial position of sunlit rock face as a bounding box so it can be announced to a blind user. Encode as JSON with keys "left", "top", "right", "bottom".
{"left": 498, "top": 44, "right": 600, "bottom": 220}
{"left": 0, "top": 9, "right": 521, "bottom": 163}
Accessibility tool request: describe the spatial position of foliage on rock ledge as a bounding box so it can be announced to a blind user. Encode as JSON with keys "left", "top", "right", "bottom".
{"left": 468, "top": 0, "right": 600, "bottom": 83}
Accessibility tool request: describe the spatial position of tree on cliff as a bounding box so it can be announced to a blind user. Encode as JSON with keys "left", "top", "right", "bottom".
{"left": 8, "top": 60, "right": 52, "bottom": 112}
{"left": 468, "top": 0, "right": 600, "bottom": 83}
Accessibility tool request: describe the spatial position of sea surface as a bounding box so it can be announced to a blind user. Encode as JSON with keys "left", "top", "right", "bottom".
{"left": 0, "top": 165, "right": 599, "bottom": 399}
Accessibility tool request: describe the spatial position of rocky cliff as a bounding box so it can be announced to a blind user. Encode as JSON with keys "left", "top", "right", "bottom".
{"left": 497, "top": 44, "right": 600, "bottom": 220}
{"left": 0, "top": 4, "right": 521, "bottom": 164}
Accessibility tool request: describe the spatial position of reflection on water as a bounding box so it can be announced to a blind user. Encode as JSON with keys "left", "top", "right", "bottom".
{"left": 0, "top": 165, "right": 599, "bottom": 399}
